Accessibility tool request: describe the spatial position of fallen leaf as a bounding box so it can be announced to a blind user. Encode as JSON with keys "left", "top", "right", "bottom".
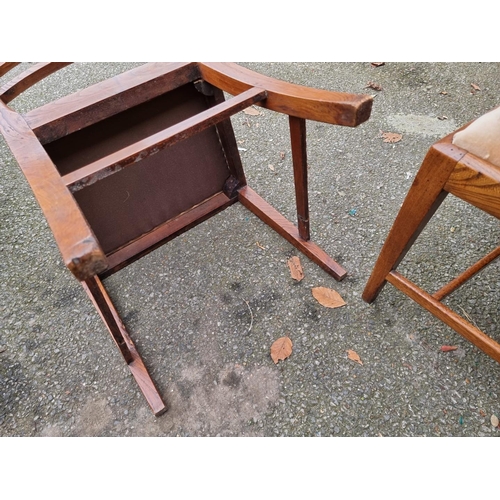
{"left": 491, "top": 414, "right": 499, "bottom": 427}
{"left": 441, "top": 345, "right": 458, "bottom": 352}
{"left": 479, "top": 409, "right": 486, "bottom": 417}
{"left": 287, "top": 256, "right": 304, "bottom": 281}
{"left": 381, "top": 131, "right": 402, "bottom": 143}
{"left": 268, "top": 164, "right": 275, "bottom": 171}
{"left": 437, "top": 115, "right": 448, "bottom": 120}
{"left": 440, "top": 91, "right": 448, "bottom": 95}
{"left": 347, "top": 349, "right": 363, "bottom": 365}
{"left": 366, "top": 81, "right": 383, "bottom": 91}
{"left": 270, "top": 336, "right": 293, "bottom": 364}
{"left": 312, "top": 287, "right": 346, "bottom": 308}
{"left": 243, "top": 106, "right": 261, "bottom": 115}
{"left": 471, "top": 83, "right": 481, "bottom": 91}
{"left": 279, "top": 151, "right": 286, "bottom": 159}
{"left": 371, "top": 62, "right": 385, "bottom": 67}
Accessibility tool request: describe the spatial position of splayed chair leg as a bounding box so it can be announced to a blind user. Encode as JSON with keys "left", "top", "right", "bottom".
{"left": 82, "top": 276, "right": 167, "bottom": 416}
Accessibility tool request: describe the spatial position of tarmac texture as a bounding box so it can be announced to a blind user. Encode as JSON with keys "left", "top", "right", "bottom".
{"left": 1, "top": 62, "right": 499, "bottom": 437}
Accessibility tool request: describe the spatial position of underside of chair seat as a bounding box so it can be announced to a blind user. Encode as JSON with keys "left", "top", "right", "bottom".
{"left": 452, "top": 105, "right": 500, "bottom": 167}
{"left": 44, "top": 84, "right": 231, "bottom": 255}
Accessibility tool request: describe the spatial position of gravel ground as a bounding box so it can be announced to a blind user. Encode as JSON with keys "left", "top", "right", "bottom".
{"left": 1, "top": 62, "right": 499, "bottom": 442}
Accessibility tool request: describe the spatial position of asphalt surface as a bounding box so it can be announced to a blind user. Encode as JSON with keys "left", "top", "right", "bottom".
{"left": 1, "top": 62, "right": 499, "bottom": 437}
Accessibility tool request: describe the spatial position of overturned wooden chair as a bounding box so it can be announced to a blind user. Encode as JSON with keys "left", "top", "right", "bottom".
{"left": 363, "top": 106, "right": 500, "bottom": 364}
{"left": 0, "top": 62, "right": 372, "bottom": 415}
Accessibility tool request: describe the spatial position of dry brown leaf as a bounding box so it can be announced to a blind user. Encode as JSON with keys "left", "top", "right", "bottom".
{"left": 270, "top": 336, "right": 293, "bottom": 364}
{"left": 441, "top": 345, "right": 458, "bottom": 352}
{"left": 312, "top": 287, "right": 346, "bottom": 308}
{"left": 491, "top": 414, "right": 499, "bottom": 427}
{"left": 287, "top": 256, "right": 304, "bottom": 281}
{"left": 371, "top": 62, "right": 385, "bottom": 67}
{"left": 243, "top": 106, "right": 261, "bottom": 116}
{"left": 381, "top": 132, "right": 402, "bottom": 143}
{"left": 471, "top": 83, "right": 481, "bottom": 91}
{"left": 347, "top": 349, "right": 363, "bottom": 365}
{"left": 366, "top": 81, "right": 383, "bottom": 91}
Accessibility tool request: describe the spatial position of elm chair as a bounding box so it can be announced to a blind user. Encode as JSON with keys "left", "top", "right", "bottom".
{"left": 363, "top": 105, "right": 500, "bottom": 364}
{"left": 0, "top": 62, "right": 372, "bottom": 415}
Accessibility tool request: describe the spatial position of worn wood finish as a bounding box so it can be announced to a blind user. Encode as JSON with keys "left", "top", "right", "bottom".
{"left": 0, "top": 62, "right": 372, "bottom": 414}
{"left": 363, "top": 114, "right": 500, "bottom": 365}
{"left": 0, "top": 100, "right": 108, "bottom": 281}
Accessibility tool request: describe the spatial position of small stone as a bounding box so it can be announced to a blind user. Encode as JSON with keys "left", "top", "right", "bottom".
{"left": 491, "top": 414, "right": 499, "bottom": 427}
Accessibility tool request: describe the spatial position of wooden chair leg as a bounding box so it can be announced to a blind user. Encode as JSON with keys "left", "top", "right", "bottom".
{"left": 290, "top": 116, "right": 310, "bottom": 241}
{"left": 363, "top": 143, "right": 467, "bottom": 303}
{"left": 82, "top": 276, "right": 167, "bottom": 416}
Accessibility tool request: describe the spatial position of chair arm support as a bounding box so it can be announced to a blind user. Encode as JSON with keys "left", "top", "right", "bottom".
{"left": 0, "top": 63, "right": 72, "bottom": 104}
{"left": 0, "top": 102, "right": 107, "bottom": 281}
{"left": 198, "top": 62, "right": 372, "bottom": 127}
{"left": 0, "top": 62, "right": 21, "bottom": 79}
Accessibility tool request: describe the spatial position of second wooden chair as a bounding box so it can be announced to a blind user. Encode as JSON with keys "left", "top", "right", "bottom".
{"left": 363, "top": 106, "right": 500, "bottom": 363}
